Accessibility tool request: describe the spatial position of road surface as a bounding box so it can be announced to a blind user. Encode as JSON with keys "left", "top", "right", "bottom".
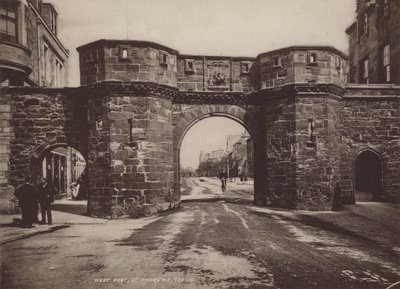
{"left": 1, "top": 177, "right": 399, "bottom": 289}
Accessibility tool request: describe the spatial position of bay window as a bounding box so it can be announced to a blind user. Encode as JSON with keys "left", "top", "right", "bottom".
{"left": 0, "top": 3, "right": 18, "bottom": 43}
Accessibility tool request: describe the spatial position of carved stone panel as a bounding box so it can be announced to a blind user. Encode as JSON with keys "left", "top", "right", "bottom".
{"left": 206, "top": 60, "right": 230, "bottom": 91}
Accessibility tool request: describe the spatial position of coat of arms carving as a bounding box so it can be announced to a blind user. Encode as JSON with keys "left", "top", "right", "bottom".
{"left": 207, "top": 61, "right": 229, "bottom": 90}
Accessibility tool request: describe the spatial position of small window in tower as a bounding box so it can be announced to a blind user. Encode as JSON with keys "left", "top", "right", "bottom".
{"left": 307, "top": 52, "right": 318, "bottom": 65}
{"left": 335, "top": 56, "right": 342, "bottom": 71}
{"left": 241, "top": 62, "right": 251, "bottom": 74}
{"left": 308, "top": 119, "right": 316, "bottom": 143}
{"left": 273, "top": 56, "right": 282, "bottom": 67}
{"left": 185, "top": 59, "right": 195, "bottom": 73}
{"left": 160, "top": 52, "right": 168, "bottom": 65}
{"left": 96, "top": 121, "right": 103, "bottom": 131}
{"left": 119, "top": 47, "right": 129, "bottom": 60}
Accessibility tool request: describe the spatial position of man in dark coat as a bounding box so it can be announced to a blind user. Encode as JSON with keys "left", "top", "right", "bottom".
{"left": 38, "top": 178, "right": 54, "bottom": 225}
{"left": 218, "top": 169, "right": 228, "bottom": 192}
{"left": 14, "top": 183, "right": 37, "bottom": 228}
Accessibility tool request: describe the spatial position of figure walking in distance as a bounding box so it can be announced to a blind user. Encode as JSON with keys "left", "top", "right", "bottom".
{"left": 219, "top": 169, "right": 228, "bottom": 193}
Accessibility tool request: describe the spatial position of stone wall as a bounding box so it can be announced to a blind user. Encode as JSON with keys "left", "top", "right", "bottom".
{"left": 263, "top": 85, "right": 342, "bottom": 210}
{"left": 340, "top": 85, "right": 400, "bottom": 202}
{"left": 77, "top": 40, "right": 178, "bottom": 87}
{"left": 0, "top": 95, "right": 15, "bottom": 212}
{"left": 294, "top": 95, "right": 341, "bottom": 210}
{"left": 264, "top": 91, "right": 297, "bottom": 208}
{"left": 258, "top": 47, "right": 348, "bottom": 90}
{"left": 1, "top": 81, "right": 399, "bottom": 217}
{"left": 0, "top": 87, "right": 87, "bottom": 212}
{"left": 87, "top": 93, "right": 111, "bottom": 217}
{"left": 85, "top": 82, "right": 177, "bottom": 218}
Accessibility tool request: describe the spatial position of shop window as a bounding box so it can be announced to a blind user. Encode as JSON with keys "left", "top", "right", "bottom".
{"left": 0, "top": 3, "right": 18, "bottom": 43}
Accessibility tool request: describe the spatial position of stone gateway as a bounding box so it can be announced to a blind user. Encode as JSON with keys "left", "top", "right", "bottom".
{"left": 1, "top": 40, "right": 399, "bottom": 218}
{"left": 1, "top": 0, "right": 399, "bottom": 218}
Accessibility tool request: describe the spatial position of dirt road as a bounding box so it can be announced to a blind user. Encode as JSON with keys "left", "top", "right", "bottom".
{"left": 1, "top": 178, "right": 399, "bottom": 289}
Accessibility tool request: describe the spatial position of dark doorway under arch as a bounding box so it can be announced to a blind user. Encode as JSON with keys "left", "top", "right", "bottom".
{"left": 354, "top": 150, "right": 383, "bottom": 202}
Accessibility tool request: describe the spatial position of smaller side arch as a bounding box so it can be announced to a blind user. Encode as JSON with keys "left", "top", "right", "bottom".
{"left": 31, "top": 142, "right": 88, "bottom": 183}
{"left": 353, "top": 148, "right": 384, "bottom": 202}
{"left": 30, "top": 143, "right": 88, "bottom": 201}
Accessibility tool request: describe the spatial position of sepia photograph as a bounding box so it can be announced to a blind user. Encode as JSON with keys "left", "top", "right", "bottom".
{"left": 0, "top": 0, "right": 399, "bottom": 288}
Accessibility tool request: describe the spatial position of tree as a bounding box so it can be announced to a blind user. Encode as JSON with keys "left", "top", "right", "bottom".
{"left": 196, "top": 155, "right": 228, "bottom": 177}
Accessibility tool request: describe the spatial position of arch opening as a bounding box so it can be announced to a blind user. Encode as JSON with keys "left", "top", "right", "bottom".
{"left": 354, "top": 149, "right": 383, "bottom": 202}
{"left": 33, "top": 144, "right": 88, "bottom": 215}
{"left": 178, "top": 116, "right": 255, "bottom": 201}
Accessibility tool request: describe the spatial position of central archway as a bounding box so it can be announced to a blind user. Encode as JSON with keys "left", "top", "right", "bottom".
{"left": 172, "top": 104, "right": 266, "bottom": 205}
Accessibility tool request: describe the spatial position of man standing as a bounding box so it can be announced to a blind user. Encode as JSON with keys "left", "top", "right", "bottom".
{"left": 14, "top": 182, "right": 37, "bottom": 228}
{"left": 38, "top": 178, "right": 54, "bottom": 225}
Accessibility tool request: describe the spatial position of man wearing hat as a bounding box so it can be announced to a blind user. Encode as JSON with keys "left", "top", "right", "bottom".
{"left": 38, "top": 177, "right": 54, "bottom": 225}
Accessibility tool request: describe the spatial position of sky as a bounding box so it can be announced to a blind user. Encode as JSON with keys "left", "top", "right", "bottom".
{"left": 49, "top": 0, "right": 357, "bottom": 169}
{"left": 51, "top": 0, "right": 356, "bottom": 86}
{"left": 180, "top": 117, "right": 246, "bottom": 169}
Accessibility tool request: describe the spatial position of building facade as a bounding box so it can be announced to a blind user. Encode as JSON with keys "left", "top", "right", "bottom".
{"left": 0, "top": 0, "right": 68, "bottom": 86}
{"left": 226, "top": 132, "right": 252, "bottom": 180}
{"left": 347, "top": 0, "right": 400, "bottom": 84}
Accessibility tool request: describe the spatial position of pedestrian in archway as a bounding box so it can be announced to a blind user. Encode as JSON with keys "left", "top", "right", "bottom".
{"left": 14, "top": 182, "right": 37, "bottom": 228}
{"left": 38, "top": 178, "right": 54, "bottom": 225}
{"left": 219, "top": 169, "right": 228, "bottom": 192}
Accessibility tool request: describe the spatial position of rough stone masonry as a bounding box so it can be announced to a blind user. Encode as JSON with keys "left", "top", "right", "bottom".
{"left": 0, "top": 41, "right": 398, "bottom": 218}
